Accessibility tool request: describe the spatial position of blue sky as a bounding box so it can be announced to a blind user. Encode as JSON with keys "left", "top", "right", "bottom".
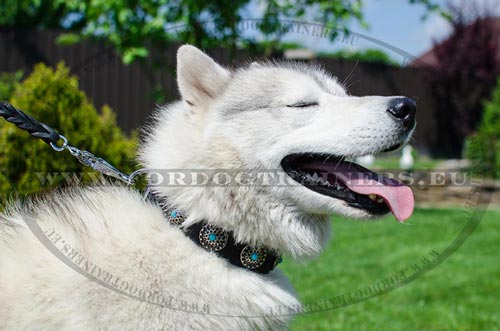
{"left": 345, "top": 0, "right": 452, "bottom": 56}
{"left": 281, "top": 0, "right": 454, "bottom": 61}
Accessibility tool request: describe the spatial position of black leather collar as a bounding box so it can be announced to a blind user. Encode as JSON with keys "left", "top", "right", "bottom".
{"left": 148, "top": 191, "right": 282, "bottom": 274}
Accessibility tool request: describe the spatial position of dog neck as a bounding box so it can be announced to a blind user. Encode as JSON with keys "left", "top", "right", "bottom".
{"left": 148, "top": 190, "right": 283, "bottom": 274}
{"left": 139, "top": 103, "right": 331, "bottom": 259}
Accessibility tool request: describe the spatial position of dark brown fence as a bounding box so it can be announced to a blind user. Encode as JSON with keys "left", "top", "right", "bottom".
{"left": 0, "top": 28, "right": 438, "bottom": 155}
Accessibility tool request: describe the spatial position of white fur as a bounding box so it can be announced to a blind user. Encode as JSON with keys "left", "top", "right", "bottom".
{"left": 0, "top": 45, "right": 414, "bottom": 330}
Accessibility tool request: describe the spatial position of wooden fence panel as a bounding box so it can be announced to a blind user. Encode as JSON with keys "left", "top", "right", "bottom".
{"left": 0, "top": 28, "right": 438, "bottom": 155}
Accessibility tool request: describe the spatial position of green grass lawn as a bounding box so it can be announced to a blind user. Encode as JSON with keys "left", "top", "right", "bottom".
{"left": 280, "top": 208, "right": 500, "bottom": 331}
{"left": 370, "top": 156, "right": 443, "bottom": 170}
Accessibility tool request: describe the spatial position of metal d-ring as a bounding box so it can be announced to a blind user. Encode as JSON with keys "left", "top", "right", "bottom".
{"left": 49, "top": 135, "right": 68, "bottom": 152}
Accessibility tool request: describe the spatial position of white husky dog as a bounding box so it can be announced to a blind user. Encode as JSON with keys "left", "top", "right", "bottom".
{"left": 0, "top": 45, "right": 415, "bottom": 331}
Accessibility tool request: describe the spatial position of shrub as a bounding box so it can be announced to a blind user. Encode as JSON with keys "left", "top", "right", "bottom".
{"left": 0, "top": 63, "right": 138, "bottom": 202}
{"left": 465, "top": 77, "right": 500, "bottom": 178}
{"left": 0, "top": 70, "right": 23, "bottom": 101}
{"left": 317, "top": 49, "right": 399, "bottom": 66}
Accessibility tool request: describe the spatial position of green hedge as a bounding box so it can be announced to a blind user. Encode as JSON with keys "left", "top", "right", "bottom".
{"left": 0, "top": 70, "right": 23, "bottom": 101}
{"left": 466, "top": 77, "right": 500, "bottom": 179}
{"left": 0, "top": 63, "right": 138, "bottom": 202}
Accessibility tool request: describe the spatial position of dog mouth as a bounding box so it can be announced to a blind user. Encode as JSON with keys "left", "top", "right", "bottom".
{"left": 281, "top": 153, "right": 414, "bottom": 222}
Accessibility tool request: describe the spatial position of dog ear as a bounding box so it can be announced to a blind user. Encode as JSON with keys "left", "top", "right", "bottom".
{"left": 177, "top": 45, "right": 230, "bottom": 108}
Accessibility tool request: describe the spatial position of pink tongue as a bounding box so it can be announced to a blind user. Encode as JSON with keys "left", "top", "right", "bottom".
{"left": 344, "top": 177, "right": 414, "bottom": 222}
{"left": 309, "top": 161, "right": 414, "bottom": 222}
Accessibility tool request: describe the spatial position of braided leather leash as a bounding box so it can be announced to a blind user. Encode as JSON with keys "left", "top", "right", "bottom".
{"left": 0, "top": 101, "right": 61, "bottom": 145}
{"left": 0, "top": 101, "right": 144, "bottom": 184}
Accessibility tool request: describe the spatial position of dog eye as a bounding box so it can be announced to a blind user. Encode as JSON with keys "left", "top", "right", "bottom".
{"left": 287, "top": 102, "right": 319, "bottom": 108}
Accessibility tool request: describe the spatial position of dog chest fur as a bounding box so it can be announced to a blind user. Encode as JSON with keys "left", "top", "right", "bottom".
{"left": 0, "top": 186, "right": 298, "bottom": 330}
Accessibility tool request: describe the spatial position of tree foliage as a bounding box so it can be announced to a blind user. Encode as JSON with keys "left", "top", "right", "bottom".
{"left": 425, "top": 1, "right": 500, "bottom": 157}
{"left": 0, "top": 0, "right": 444, "bottom": 63}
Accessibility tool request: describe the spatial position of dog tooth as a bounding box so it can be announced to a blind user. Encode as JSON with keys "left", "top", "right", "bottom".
{"left": 369, "top": 194, "right": 377, "bottom": 201}
{"left": 377, "top": 198, "right": 384, "bottom": 203}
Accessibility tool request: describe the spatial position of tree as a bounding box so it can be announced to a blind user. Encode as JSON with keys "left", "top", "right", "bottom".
{"left": 0, "top": 0, "right": 445, "bottom": 63}
{"left": 0, "top": 0, "right": 446, "bottom": 105}
{"left": 423, "top": 0, "right": 500, "bottom": 158}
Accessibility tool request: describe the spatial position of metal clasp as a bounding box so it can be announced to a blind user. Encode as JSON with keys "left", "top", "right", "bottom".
{"left": 50, "top": 134, "right": 144, "bottom": 185}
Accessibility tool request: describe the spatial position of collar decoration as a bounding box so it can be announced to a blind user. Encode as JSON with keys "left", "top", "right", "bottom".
{"left": 160, "top": 200, "right": 282, "bottom": 274}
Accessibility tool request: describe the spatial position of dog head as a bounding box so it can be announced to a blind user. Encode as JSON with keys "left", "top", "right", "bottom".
{"left": 140, "top": 45, "right": 415, "bottom": 258}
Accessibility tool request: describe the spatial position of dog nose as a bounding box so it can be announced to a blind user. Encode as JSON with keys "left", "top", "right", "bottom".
{"left": 386, "top": 97, "right": 416, "bottom": 128}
